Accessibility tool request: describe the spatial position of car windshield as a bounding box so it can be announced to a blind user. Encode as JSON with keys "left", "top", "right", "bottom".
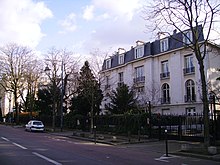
{"left": 33, "top": 121, "right": 43, "bottom": 125}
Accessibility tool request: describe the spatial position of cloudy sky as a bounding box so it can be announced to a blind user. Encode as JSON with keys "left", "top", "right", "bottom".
{"left": 0, "top": 0, "right": 153, "bottom": 58}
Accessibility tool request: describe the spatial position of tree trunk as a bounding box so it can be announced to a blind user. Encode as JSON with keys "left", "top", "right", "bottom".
{"left": 14, "top": 90, "right": 19, "bottom": 125}
{"left": 52, "top": 81, "right": 56, "bottom": 132}
{"left": 199, "top": 59, "right": 210, "bottom": 147}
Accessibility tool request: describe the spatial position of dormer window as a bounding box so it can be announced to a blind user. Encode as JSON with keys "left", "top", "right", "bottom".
{"left": 135, "top": 46, "right": 144, "bottom": 59}
{"left": 160, "top": 38, "right": 168, "bottom": 52}
{"left": 118, "top": 54, "right": 124, "bottom": 64}
{"left": 183, "top": 30, "right": 192, "bottom": 45}
{"left": 106, "top": 59, "right": 111, "bottom": 69}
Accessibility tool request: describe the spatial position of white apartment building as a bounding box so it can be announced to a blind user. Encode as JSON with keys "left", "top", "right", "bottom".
{"left": 100, "top": 26, "right": 220, "bottom": 115}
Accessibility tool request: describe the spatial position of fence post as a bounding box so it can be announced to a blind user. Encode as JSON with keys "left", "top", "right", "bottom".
{"left": 158, "top": 117, "right": 161, "bottom": 141}
{"left": 138, "top": 129, "right": 140, "bottom": 141}
{"left": 165, "top": 129, "right": 168, "bottom": 157}
{"left": 94, "top": 125, "right": 97, "bottom": 144}
{"left": 128, "top": 131, "right": 131, "bottom": 143}
{"left": 178, "top": 116, "right": 182, "bottom": 140}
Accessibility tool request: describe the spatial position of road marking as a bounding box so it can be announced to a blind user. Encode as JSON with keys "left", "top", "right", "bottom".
{"left": 12, "top": 142, "right": 27, "bottom": 150}
{"left": 154, "top": 158, "right": 169, "bottom": 162}
{"left": 2, "top": 137, "right": 27, "bottom": 150}
{"left": 155, "top": 154, "right": 179, "bottom": 163}
{"left": 32, "top": 152, "right": 62, "bottom": 165}
{"left": 1, "top": 137, "right": 10, "bottom": 142}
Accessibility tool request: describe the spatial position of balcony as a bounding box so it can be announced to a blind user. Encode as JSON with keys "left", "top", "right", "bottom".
{"left": 133, "top": 76, "right": 145, "bottom": 83}
{"left": 160, "top": 97, "right": 170, "bottom": 104}
{"left": 184, "top": 94, "right": 196, "bottom": 102}
{"left": 160, "top": 72, "right": 170, "bottom": 79}
{"left": 183, "top": 67, "right": 195, "bottom": 75}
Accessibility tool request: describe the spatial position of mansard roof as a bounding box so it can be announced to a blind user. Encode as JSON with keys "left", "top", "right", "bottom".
{"left": 102, "top": 25, "right": 204, "bottom": 71}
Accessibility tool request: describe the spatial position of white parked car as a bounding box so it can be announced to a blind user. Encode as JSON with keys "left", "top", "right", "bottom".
{"left": 25, "top": 120, "right": 44, "bottom": 132}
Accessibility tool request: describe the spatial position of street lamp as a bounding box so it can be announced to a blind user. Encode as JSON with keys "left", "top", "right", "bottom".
{"left": 44, "top": 61, "right": 64, "bottom": 132}
{"left": 148, "top": 101, "right": 152, "bottom": 138}
{"left": 209, "top": 91, "right": 217, "bottom": 143}
{"left": 60, "top": 60, "right": 64, "bottom": 132}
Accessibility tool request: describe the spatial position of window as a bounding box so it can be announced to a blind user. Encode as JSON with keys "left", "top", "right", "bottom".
{"left": 106, "top": 59, "right": 111, "bottom": 69}
{"left": 134, "top": 66, "right": 145, "bottom": 83}
{"left": 118, "top": 72, "right": 124, "bottom": 86}
{"left": 105, "top": 76, "right": 110, "bottom": 89}
{"left": 160, "top": 61, "right": 170, "bottom": 79}
{"left": 118, "top": 72, "right": 123, "bottom": 82}
{"left": 184, "top": 55, "right": 195, "bottom": 74}
{"left": 161, "top": 83, "right": 170, "bottom": 104}
{"left": 186, "top": 107, "right": 196, "bottom": 116}
{"left": 183, "top": 30, "right": 192, "bottom": 45}
{"left": 160, "top": 38, "right": 169, "bottom": 52}
{"left": 118, "top": 54, "right": 124, "bottom": 64}
{"left": 185, "top": 79, "right": 196, "bottom": 102}
{"left": 135, "top": 46, "right": 144, "bottom": 59}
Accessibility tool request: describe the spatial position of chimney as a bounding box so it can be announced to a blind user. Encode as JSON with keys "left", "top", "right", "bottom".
{"left": 173, "top": 29, "right": 177, "bottom": 35}
{"left": 136, "top": 40, "right": 145, "bottom": 46}
{"left": 157, "top": 32, "right": 166, "bottom": 40}
{"left": 118, "top": 48, "right": 126, "bottom": 54}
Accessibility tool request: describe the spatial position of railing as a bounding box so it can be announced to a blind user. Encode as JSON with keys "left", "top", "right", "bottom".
{"left": 133, "top": 76, "right": 145, "bottom": 83}
{"left": 160, "top": 72, "right": 170, "bottom": 79}
{"left": 183, "top": 67, "right": 195, "bottom": 75}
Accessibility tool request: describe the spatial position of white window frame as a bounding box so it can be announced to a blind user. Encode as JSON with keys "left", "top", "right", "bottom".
{"left": 135, "top": 46, "right": 144, "bottom": 59}
{"left": 161, "top": 61, "right": 169, "bottom": 74}
{"left": 186, "top": 107, "right": 196, "bottom": 116}
{"left": 183, "top": 30, "right": 192, "bottom": 45}
{"left": 118, "top": 54, "right": 124, "bottom": 64}
{"left": 135, "top": 66, "right": 144, "bottom": 78}
{"left": 118, "top": 72, "right": 123, "bottom": 82}
{"left": 162, "top": 83, "right": 170, "bottom": 103}
{"left": 106, "top": 59, "right": 111, "bottom": 69}
{"left": 160, "top": 38, "right": 169, "bottom": 52}
{"left": 185, "top": 55, "right": 194, "bottom": 69}
{"left": 185, "top": 79, "right": 196, "bottom": 101}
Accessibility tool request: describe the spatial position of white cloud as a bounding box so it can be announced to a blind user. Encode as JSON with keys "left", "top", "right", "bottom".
{"left": 79, "top": 0, "right": 147, "bottom": 54}
{"left": 59, "top": 13, "right": 77, "bottom": 34}
{"left": 83, "top": 5, "right": 95, "bottom": 21}
{"left": 91, "top": 0, "right": 142, "bottom": 21}
{"left": 0, "top": 0, "right": 53, "bottom": 48}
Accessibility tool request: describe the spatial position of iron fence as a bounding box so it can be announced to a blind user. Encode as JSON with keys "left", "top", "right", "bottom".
{"left": 151, "top": 113, "right": 220, "bottom": 142}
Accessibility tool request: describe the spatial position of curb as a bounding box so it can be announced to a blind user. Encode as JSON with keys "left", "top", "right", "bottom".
{"left": 49, "top": 132, "right": 158, "bottom": 146}
{"left": 173, "top": 151, "right": 220, "bottom": 162}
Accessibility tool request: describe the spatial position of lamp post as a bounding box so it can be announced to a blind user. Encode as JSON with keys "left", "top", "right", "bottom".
{"left": 60, "top": 60, "right": 64, "bottom": 132}
{"left": 209, "top": 91, "right": 217, "bottom": 144}
{"left": 148, "top": 101, "right": 152, "bottom": 138}
{"left": 44, "top": 61, "right": 64, "bottom": 132}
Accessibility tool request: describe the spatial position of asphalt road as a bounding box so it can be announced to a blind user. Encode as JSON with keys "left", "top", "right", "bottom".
{"left": 0, "top": 125, "right": 219, "bottom": 165}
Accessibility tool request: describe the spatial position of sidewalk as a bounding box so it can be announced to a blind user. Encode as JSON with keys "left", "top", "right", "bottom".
{"left": 49, "top": 129, "right": 220, "bottom": 162}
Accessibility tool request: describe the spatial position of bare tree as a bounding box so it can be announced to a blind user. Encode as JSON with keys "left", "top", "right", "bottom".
{"left": 136, "top": 82, "right": 161, "bottom": 111}
{"left": 88, "top": 48, "right": 111, "bottom": 80}
{"left": 44, "top": 48, "right": 78, "bottom": 131}
{"left": 0, "top": 43, "right": 34, "bottom": 124}
{"left": 20, "top": 59, "right": 43, "bottom": 119}
{"left": 144, "top": 0, "right": 220, "bottom": 147}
